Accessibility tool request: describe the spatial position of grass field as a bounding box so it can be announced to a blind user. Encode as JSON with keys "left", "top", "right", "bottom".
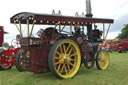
{"left": 0, "top": 52, "right": 128, "bottom": 85}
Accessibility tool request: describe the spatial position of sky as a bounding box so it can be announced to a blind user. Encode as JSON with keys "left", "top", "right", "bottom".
{"left": 0, "top": 0, "right": 128, "bottom": 44}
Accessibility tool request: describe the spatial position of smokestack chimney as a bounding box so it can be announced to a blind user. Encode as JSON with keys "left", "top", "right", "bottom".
{"left": 86, "top": 0, "right": 93, "bottom": 17}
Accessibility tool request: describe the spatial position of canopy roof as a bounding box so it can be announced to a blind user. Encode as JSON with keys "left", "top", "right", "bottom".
{"left": 10, "top": 12, "right": 114, "bottom": 25}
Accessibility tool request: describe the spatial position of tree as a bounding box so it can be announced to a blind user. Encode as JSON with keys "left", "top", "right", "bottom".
{"left": 117, "top": 24, "right": 128, "bottom": 39}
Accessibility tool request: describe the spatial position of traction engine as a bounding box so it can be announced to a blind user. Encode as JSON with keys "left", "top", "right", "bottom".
{"left": 10, "top": 0, "right": 114, "bottom": 78}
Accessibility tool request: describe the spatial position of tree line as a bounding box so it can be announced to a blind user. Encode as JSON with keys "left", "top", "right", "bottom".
{"left": 116, "top": 24, "right": 128, "bottom": 39}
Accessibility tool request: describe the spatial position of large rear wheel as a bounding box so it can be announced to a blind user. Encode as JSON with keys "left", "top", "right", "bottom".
{"left": 48, "top": 39, "right": 81, "bottom": 79}
{"left": 96, "top": 49, "right": 110, "bottom": 70}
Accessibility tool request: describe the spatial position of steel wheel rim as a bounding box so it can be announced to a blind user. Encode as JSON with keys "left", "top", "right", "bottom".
{"left": 98, "top": 50, "right": 109, "bottom": 70}
{"left": 54, "top": 40, "right": 81, "bottom": 78}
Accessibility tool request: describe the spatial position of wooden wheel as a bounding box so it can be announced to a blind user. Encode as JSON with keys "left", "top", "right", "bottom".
{"left": 48, "top": 39, "right": 81, "bottom": 79}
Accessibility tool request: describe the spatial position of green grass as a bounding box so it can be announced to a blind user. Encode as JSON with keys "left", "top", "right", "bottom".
{"left": 0, "top": 52, "right": 128, "bottom": 85}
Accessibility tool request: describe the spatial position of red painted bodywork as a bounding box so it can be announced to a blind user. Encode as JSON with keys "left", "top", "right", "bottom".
{"left": 116, "top": 42, "right": 128, "bottom": 52}
{"left": 0, "top": 48, "right": 20, "bottom": 68}
{"left": 104, "top": 39, "right": 128, "bottom": 52}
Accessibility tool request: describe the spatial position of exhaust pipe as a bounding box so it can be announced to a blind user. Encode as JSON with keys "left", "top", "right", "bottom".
{"left": 85, "top": 0, "right": 93, "bottom": 40}
{"left": 86, "top": 0, "right": 93, "bottom": 17}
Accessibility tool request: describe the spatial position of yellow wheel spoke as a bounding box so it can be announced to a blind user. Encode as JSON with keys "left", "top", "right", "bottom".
{"left": 54, "top": 56, "right": 60, "bottom": 60}
{"left": 70, "top": 53, "right": 77, "bottom": 57}
{"left": 101, "top": 52, "right": 105, "bottom": 58}
{"left": 65, "top": 66, "right": 68, "bottom": 74}
{"left": 68, "top": 47, "right": 73, "bottom": 55}
{"left": 70, "top": 58, "right": 75, "bottom": 61}
{"left": 55, "top": 61, "right": 60, "bottom": 65}
{"left": 56, "top": 51, "right": 61, "bottom": 55}
{"left": 67, "top": 64, "right": 71, "bottom": 72}
{"left": 63, "top": 44, "right": 66, "bottom": 53}
{"left": 69, "top": 63, "right": 74, "bottom": 66}
{"left": 60, "top": 45, "right": 63, "bottom": 53}
{"left": 60, "top": 64, "right": 65, "bottom": 73}
{"left": 57, "top": 64, "right": 61, "bottom": 72}
{"left": 66, "top": 44, "right": 71, "bottom": 53}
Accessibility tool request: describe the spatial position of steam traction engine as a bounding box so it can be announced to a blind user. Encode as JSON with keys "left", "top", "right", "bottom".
{"left": 10, "top": 0, "right": 113, "bottom": 78}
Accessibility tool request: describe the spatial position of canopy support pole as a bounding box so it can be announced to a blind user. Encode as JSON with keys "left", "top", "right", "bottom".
{"left": 59, "top": 24, "right": 61, "bottom": 32}
{"left": 60, "top": 25, "right": 66, "bottom": 32}
{"left": 19, "top": 21, "right": 22, "bottom": 37}
{"left": 103, "top": 24, "right": 111, "bottom": 45}
{"left": 105, "top": 24, "right": 111, "bottom": 40}
{"left": 103, "top": 23, "right": 105, "bottom": 39}
{"left": 27, "top": 19, "right": 29, "bottom": 37}
{"left": 14, "top": 21, "right": 22, "bottom": 37}
{"left": 70, "top": 24, "right": 72, "bottom": 35}
{"left": 29, "top": 20, "right": 35, "bottom": 37}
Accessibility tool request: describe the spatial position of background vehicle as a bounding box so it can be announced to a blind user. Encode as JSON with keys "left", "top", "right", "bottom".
{"left": 104, "top": 39, "right": 128, "bottom": 53}
{"left": 10, "top": 0, "right": 113, "bottom": 78}
{"left": 0, "top": 26, "right": 24, "bottom": 71}
{"left": 117, "top": 40, "right": 128, "bottom": 53}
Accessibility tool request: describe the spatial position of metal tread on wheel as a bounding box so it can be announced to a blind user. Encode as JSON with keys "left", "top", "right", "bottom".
{"left": 48, "top": 39, "right": 81, "bottom": 79}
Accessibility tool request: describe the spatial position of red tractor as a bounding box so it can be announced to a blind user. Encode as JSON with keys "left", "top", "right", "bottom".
{"left": 0, "top": 26, "right": 24, "bottom": 71}
{"left": 105, "top": 39, "right": 128, "bottom": 53}
{"left": 115, "top": 39, "right": 128, "bottom": 53}
{"left": 10, "top": 0, "right": 113, "bottom": 78}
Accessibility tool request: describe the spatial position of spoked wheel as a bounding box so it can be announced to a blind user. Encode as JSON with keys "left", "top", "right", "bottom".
{"left": 84, "top": 52, "right": 95, "bottom": 69}
{"left": 48, "top": 39, "right": 81, "bottom": 79}
{"left": 0, "top": 54, "right": 12, "bottom": 70}
{"left": 15, "top": 49, "right": 25, "bottom": 72}
{"left": 96, "top": 49, "right": 110, "bottom": 70}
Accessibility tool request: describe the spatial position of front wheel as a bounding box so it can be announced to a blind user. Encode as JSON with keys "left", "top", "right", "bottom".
{"left": 96, "top": 49, "right": 110, "bottom": 70}
{"left": 15, "top": 49, "right": 25, "bottom": 72}
{"left": 0, "top": 54, "right": 12, "bottom": 70}
{"left": 48, "top": 39, "right": 81, "bottom": 79}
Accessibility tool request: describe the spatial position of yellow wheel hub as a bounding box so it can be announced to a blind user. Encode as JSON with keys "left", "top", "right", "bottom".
{"left": 53, "top": 40, "right": 81, "bottom": 78}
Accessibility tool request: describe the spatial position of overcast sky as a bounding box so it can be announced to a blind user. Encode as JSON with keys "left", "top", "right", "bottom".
{"left": 0, "top": 0, "right": 128, "bottom": 44}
